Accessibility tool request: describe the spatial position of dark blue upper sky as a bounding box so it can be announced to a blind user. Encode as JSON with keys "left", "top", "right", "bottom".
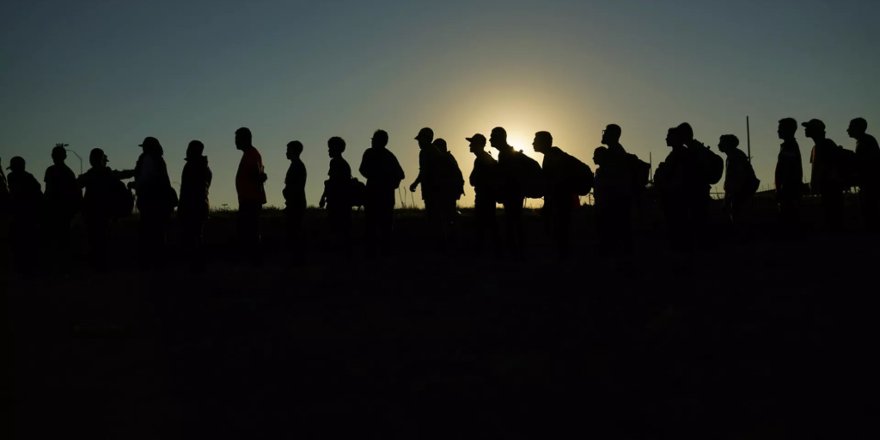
{"left": 3, "top": 0, "right": 878, "bottom": 207}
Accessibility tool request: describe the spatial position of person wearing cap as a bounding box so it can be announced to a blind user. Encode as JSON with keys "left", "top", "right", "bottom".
{"left": 44, "top": 145, "right": 83, "bottom": 265}
{"left": 134, "top": 136, "right": 176, "bottom": 267}
{"left": 409, "top": 127, "right": 441, "bottom": 217}
{"left": 489, "top": 126, "right": 527, "bottom": 257}
{"left": 359, "top": 129, "right": 405, "bottom": 257}
{"left": 178, "top": 140, "right": 212, "bottom": 270}
{"left": 235, "top": 127, "right": 268, "bottom": 263}
{"left": 775, "top": 117, "right": 804, "bottom": 231}
{"left": 805, "top": 118, "right": 844, "bottom": 230}
{"left": 77, "top": 148, "right": 135, "bottom": 268}
{"left": 284, "top": 140, "right": 308, "bottom": 259}
{"left": 468, "top": 133, "right": 500, "bottom": 255}
{"left": 847, "top": 117, "right": 880, "bottom": 231}
{"left": 6, "top": 156, "right": 43, "bottom": 274}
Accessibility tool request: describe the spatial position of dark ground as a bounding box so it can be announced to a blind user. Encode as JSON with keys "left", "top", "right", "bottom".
{"left": 2, "top": 193, "right": 876, "bottom": 438}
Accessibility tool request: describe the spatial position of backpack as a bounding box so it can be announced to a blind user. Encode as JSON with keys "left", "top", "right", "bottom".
{"left": 691, "top": 141, "right": 724, "bottom": 185}
{"left": 513, "top": 150, "right": 545, "bottom": 198}
{"left": 628, "top": 153, "right": 651, "bottom": 192}
{"left": 561, "top": 151, "right": 594, "bottom": 196}
{"left": 348, "top": 177, "right": 366, "bottom": 208}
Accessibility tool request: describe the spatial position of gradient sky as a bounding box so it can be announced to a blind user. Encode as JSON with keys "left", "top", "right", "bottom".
{"left": 2, "top": 0, "right": 878, "bottom": 209}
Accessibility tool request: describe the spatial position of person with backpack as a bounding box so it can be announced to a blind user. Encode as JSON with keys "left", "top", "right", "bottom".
{"left": 653, "top": 126, "right": 694, "bottom": 251}
{"left": 284, "top": 140, "right": 308, "bottom": 260}
{"left": 490, "top": 126, "right": 533, "bottom": 258}
{"left": 235, "top": 127, "right": 268, "bottom": 264}
{"left": 320, "top": 136, "right": 353, "bottom": 255}
{"left": 677, "top": 122, "right": 719, "bottom": 248}
{"left": 595, "top": 124, "right": 639, "bottom": 256}
{"left": 775, "top": 117, "right": 804, "bottom": 233}
{"left": 359, "top": 129, "right": 405, "bottom": 257}
{"left": 467, "top": 133, "right": 501, "bottom": 256}
{"left": 77, "top": 148, "right": 135, "bottom": 269}
{"left": 805, "top": 119, "right": 844, "bottom": 231}
{"left": 6, "top": 156, "right": 43, "bottom": 274}
{"left": 409, "top": 127, "right": 442, "bottom": 246}
{"left": 847, "top": 117, "right": 880, "bottom": 231}
{"left": 718, "top": 134, "right": 759, "bottom": 235}
{"left": 432, "top": 138, "right": 464, "bottom": 252}
{"left": 178, "top": 140, "right": 212, "bottom": 271}
{"left": 43, "top": 145, "right": 82, "bottom": 268}
{"left": 532, "top": 131, "right": 581, "bottom": 259}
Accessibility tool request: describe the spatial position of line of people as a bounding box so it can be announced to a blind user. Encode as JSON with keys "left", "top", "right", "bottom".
{"left": 1, "top": 117, "right": 878, "bottom": 274}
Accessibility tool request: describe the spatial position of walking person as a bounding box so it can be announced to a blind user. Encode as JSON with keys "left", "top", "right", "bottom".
{"left": 359, "top": 129, "right": 405, "bottom": 257}
{"left": 283, "top": 140, "right": 307, "bottom": 260}
{"left": 467, "top": 133, "right": 500, "bottom": 255}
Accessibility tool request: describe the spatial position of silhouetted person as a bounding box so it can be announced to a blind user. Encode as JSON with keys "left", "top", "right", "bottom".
{"left": 6, "top": 156, "right": 43, "bottom": 274}
{"left": 467, "top": 133, "right": 500, "bottom": 255}
{"left": 719, "top": 134, "right": 757, "bottom": 234}
{"left": 409, "top": 127, "right": 442, "bottom": 243}
{"left": 533, "top": 131, "right": 577, "bottom": 259}
{"left": 775, "top": 117, "right": 804, "bottom": 232}
{"left": 847, "top": 117, "right": 880, "bottom": 231}
{"left": 178, "top": 140, "right": 212, "bottom": 271}
{"left": 78, "top": 148, "right": 135, "bottom": 269}
{"left": 43, "top": 145, "right": 82, "bottom": 268}
{"left": 677, "top": 122, "right": 714, "bottom": 247}
{"left": 654, "top": 126, "right": 693, "bottom": 251}
{"left": 133, "top": 137, "right": 177, "bottom": 268}
{"left": 433, "top": 138, "right": 464, "bottom": 251}
{"left": 359, "top": 129, "right": 405, "bottom": 257}
{"left": 235, "top": 127, "right": 268, "bottom": 264}
{"left": 805, "top": 119, "right": 843, "bottom": 231}
{"left": 490, "top": 126, "right": 526, "bottom": 257}
{"left": 284, "top": 141, "right": 307, "bottom": 259}
{"left": 595, "top": 124, "right": 636, "bottom": 256}
{"left": 320, "top": 136, "right": 352, "bottom": 255}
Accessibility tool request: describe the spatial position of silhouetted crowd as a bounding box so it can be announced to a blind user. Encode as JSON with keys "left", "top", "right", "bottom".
{"left": 1, "top": 118, "right": 878, "bottom": 275}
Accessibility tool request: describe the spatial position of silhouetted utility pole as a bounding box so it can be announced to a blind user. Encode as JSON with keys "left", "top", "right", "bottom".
{"left": 746, "top": 116, "right": 752, "bottom": 163}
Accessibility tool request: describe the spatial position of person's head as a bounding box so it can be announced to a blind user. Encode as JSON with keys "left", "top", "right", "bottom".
{"left": 139, "top": 136, "right": 163, "bottom": 156}
{"left": 186, "top": 140, "right": 205, "bottom": 160}
{"left": 778, "top": 118, "right": 798, "bottom": 140}
{"left": 7, "top": 156, "right": 25, "bottom": 173}
{"left": 847, "top": 117, "right": 868, "bottom": 138}
{"left": 51, "top": 145, "right": 67, "bottom": 164}
{"left": 235, "top": 127, "right": 252, "bottom": 150}
{"left": 601, "top": 124, "right": 622, "bottom": 145}
{"left": 286, "top": 140, "right": 303, "bottom": 160}
{"left": 718, "top": 134, "right": 739, "bottom": 154}
{"left": 532, "top": 131, "right": 553, "bottom": 154}
{"left": 89, "top": 148, "right": 108, "bottom": 168}
{"left": 593, "top": 146, "right": 609, "bottom": 167}
{"left": 432, "top": 138, "right": 448, "bottom": 153}
{"left": 489, "top": 126, "right": 508, "bottom": 150}
{"left": 676, "top": 122, "right": 694, "bottom": 142}
{"left": 372, "top": 129, "right": 389, "bottom": 149}
{"left": 665, "top": 127, "right": 681, "bottom": 148}
{"left": 415, "top": 127, "right": 434, "bottom": 149}
{"left": 327, "top": 136, "right": 345, "bottom": 157}
{"left": 466, "top": 133, "right": 487, "bottom": 154}
{"left": 801, "top": 119, "right": 826, "bottom": 139}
